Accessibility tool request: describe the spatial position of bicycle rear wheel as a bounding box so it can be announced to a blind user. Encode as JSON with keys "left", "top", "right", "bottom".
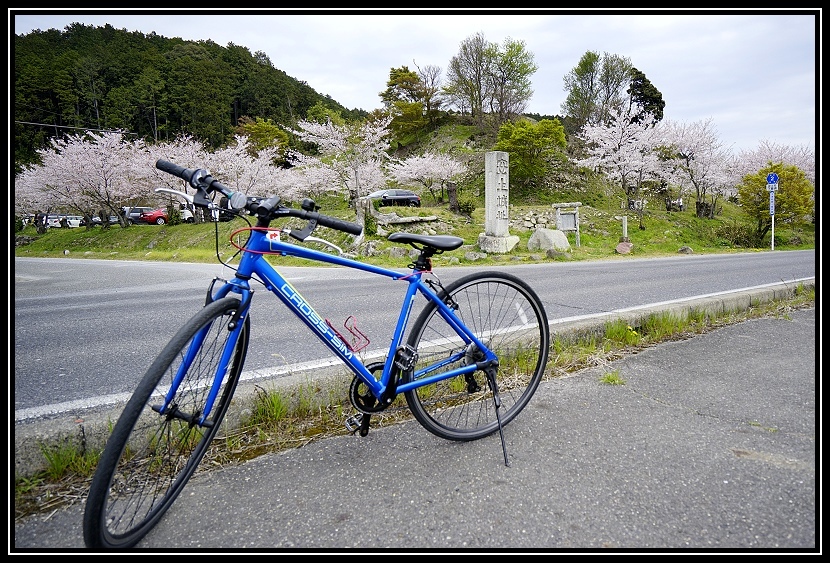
{"left": 83, "top": 297, "right": 250, "bottom": 549}
{"left": 404, "top": 271, "right": 549, "bottom": 441}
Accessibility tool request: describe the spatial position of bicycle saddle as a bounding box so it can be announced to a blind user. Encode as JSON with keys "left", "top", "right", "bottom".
{"left": 388, "top": 233, "right": 464, "bottom": 251}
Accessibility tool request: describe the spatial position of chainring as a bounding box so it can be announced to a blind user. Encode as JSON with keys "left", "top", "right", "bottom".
{"left": 349, "top": 361, "right": 388, "bottom": 414}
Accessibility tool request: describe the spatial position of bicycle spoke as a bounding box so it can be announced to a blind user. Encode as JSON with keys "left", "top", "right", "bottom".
{"left": 404, "top": 272, "right": 549, "bottom": 442}
{"left": 84, "top": 298, "right": 248, "bottom": 549}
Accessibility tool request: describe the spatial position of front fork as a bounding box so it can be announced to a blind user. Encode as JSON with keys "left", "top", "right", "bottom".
{"left": 154, "top": 279, "right": 251, "bottom": 427}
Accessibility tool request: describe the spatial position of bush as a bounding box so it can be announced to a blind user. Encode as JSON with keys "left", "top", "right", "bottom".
{"left": 714, "top": 219, "right": 762, "bottom": 248}
{"left": 364, "top": 213, "right": 377, "bottom": 236}
{"left": 456, "top": 194, "right": 477, "bottom": 216}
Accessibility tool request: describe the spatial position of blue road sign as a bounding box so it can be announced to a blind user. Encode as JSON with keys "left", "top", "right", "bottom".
{"left": 767, "top": 172, "right": 779, "bottom": 184}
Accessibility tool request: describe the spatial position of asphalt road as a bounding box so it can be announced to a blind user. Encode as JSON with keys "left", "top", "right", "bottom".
{"left": 13, "top": 305, "right": 817, "bottom": 553}
{"left": 13, "top": 251, "right": 815, "bottom": 416}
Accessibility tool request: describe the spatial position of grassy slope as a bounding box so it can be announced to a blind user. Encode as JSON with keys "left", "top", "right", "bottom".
{"left": 13, "top": 196, "right": 814, "bottom": 267}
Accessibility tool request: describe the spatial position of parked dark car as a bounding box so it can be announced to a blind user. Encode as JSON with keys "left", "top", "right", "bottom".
{"left": 139, "top": 208, "right": 169, "bottom": 225}
{"left": 123, "top": 206, "right": 155, "bottom": 224}
{"left": 366, "top": 189, "right": 421, "bottom": 207}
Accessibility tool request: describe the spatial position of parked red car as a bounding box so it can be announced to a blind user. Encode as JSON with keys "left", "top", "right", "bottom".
{"left": 139, "top": 208, "right": 169, "bottom": 225}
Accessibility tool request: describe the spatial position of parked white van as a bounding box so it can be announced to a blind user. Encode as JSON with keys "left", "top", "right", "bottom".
{"left": 46, "top": 214, "right": 83, "bottom": 228}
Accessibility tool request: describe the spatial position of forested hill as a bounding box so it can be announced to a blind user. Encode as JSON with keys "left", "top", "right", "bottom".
{"left": 14, "top": 22, "right": 367, "bottom": 172}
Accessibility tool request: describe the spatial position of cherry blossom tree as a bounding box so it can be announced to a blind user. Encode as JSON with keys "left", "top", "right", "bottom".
{"left": 14, "top": 131, "right": 151, "bottom": 228}
{"left": 202, "top": 135, "right": 299, "bottom": 200}
{"left": 146, "top": 134, "right": 209, "bottom": 178}
{"left": 287, "top": 164, "right": 342, "bottom": 201}
{"left": 15, "top": 131, "right": 311, "bottom": 230}
{"left": 14, "top": 164, "right": 57, "bottom": 233}
{"left": 576, "top": 105, "right": 666, "bottom": 228}
{"left": 286, "top": 115, "right": 394, "bottom": 206}
{"left": 389, "top": 152, "right": 468, "bottom": 203}
{"left": 660, "top": 118, "right": 731, "bottom": 219}
{"left": 728, "top": 140, "right": 815, "bottom": 187}
{"left": 147, "top": 134, "right": 305, "bottom": 221}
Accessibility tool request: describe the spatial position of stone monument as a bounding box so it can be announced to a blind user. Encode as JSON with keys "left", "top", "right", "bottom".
{"left": 478, "top": 151, "right": 519, "bottom": 253}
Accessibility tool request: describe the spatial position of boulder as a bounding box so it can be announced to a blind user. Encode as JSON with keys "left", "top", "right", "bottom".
{"left": 528, "top": 228, "right": 571, "bottom": 252}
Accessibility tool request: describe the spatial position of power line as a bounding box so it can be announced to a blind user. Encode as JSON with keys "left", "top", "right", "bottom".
{"left": 14, "top": 120, "right": 133, "bottom": 134}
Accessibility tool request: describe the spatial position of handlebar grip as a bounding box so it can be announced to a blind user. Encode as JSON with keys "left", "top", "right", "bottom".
{"left": 156, "top": 159, "right": 230, "bottom": 196}
{"left": 315, "top": 214, "right": 363, "bottom": 236}
{"left": 155, "top": 159, "right": 192, "bottom": 181}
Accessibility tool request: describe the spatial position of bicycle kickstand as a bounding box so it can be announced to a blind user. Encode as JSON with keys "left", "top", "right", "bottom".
{"left": 484, "top": 366, "right": 510, "bottom": 467}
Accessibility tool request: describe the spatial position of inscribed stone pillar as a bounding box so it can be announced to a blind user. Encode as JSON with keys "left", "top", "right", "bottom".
{"left": 478, "top": 151, "right": 519, "bottom": 253}
{"left": 485, "top": 151, "right": 510, "bottom": 237}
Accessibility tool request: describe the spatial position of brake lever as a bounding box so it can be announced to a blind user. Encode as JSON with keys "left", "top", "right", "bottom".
{"left": 283, "top": 228, "right": 343, "bottom": 255}
{"left": 155, "top": 187, "right": 195, "bottom": 206}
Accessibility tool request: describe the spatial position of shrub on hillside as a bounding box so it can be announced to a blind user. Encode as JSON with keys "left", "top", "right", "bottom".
{"left": 456, "top": 194, "right": 477, "bottom": 216}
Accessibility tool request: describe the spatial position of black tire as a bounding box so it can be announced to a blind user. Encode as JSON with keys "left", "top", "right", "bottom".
{"left": 83, "top": 297, "right": 250, "bottom": 549}
{"left": 155, "top": 217, "right": 166, "bottom": 225}
{"left": 404, "top": 272, "right": 549, "bottom": 441}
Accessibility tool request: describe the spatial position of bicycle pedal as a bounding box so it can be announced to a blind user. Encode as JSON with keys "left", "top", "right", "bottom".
{"left": 345, "top": 413, "right": 363, "bottom": 433}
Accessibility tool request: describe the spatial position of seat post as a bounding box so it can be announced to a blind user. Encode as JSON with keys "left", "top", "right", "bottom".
{"left": 413, "top": 246, "right": 437, "bottom": 271}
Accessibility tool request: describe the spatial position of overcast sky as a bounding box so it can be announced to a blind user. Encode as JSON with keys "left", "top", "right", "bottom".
{"left": 10, "top": 9, "right": 819, "bottom": 154}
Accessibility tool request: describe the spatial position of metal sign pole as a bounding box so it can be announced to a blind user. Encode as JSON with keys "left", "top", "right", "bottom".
{"left": 766, "top": 173, "right": 779, "bottom": 252}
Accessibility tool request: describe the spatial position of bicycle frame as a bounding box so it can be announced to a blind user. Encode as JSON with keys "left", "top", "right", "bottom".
{"left": 163, "top": 227, "right": 498, "bottom": 424}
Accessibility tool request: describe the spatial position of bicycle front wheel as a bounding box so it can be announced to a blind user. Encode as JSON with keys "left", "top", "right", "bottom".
{"left": 83, "top": 297, "right": 250, "bottom": 549}
{"left": 404, "top": 271, "right": 549, "bottom": 441}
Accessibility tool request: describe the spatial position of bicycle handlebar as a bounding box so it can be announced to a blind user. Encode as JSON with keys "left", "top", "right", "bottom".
{"left": 301, "top": 209, "right": 364, "bottom": 235}
{"left": 155, "top": 159, "right": 363, "bottom": 237}
{"left": 156, "top": 159, "right": 232, "bottom": 195}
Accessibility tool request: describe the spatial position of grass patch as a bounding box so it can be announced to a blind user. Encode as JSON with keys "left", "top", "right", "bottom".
{"left": 604, "top": 320, "right": 642, "bottom": 346}
{"left": 15, "top": 194, "right": 814, "bottom": 265}
{"left": 39, "top": 441, "right": 100, "bottom": 480}
{"left": 599, "top": 370, "right": 626, "bottom": 385}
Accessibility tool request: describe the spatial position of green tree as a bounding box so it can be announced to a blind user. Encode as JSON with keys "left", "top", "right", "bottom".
{"left": 305, "top": 102, "right": 345, "bottom": 126}
{"left": 485, "top": 37, "right": 537, "bottom": 128}
{"left": 381, "top": 66, "right": 428, "bottom": 144}
{"left": 627, "top": 67, "right": 665, "bottom": 124}
{"left": 444, "top": 33, "right": 537, "bottom": 132}
{"left": 73, "top": 55, "right": 105, "bottom": 129}
{"left": 444, "top": 32, "right": 490, "bottom": 126}
{"left": 235, "top": 116, "right": 289, "bottom": 158}
{"left": 133, "top": 66, "right": 167, "bottom": 143}
{"left": 380, "top": 66, "right": 423, "bottom": 106}
{"left": 494, "top": 118, "right": 567, "bottom": 195}
{"left": 102, "top": 85, "right": 136, "bottom": 130}
{"left": 736, "top": 162, "right": 814, "bottom": 244}
{"left": 562, "top": 51, "right": 632, "bottom": 132}
{"left": 388, "top": 100, "right": 428, "bottom": 145}
{"left": 166, "top": 42, "right": 234, "bottom": 148}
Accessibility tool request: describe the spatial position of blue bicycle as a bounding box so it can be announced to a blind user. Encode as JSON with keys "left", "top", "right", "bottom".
{"left": 83, "top": 160, "right": 550, "bottom": 549}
